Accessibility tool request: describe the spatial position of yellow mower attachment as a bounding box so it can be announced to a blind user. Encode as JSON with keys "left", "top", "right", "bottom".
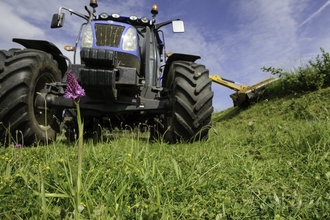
{"left": 210, "top": 74, "right": 278, "bottom": 107}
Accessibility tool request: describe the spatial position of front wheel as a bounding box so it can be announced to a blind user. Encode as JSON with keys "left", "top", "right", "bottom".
{"left": 162, "top": 61, "right": 214, "bottom": 143}
{"left": 0, "top": 49, "right": 62, "bottom": 146}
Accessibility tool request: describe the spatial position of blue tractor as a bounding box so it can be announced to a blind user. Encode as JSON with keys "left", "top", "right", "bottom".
{"left": 0, "top": 0, "right": 213, "bottom": 145}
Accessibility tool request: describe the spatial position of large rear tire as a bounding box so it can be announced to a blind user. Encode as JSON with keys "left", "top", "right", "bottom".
{"left": 162, "top": 61, "right": 214, "bottom": 143}
{"left": 0, "top": 49, "right": 62, "bottom": 146}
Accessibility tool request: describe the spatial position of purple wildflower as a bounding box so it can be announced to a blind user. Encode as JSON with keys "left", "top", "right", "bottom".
{"left": 65, "top": 70, "right": 85, "bottom": 101}
{"left": 14, "top": 144, "right": 23, "bottom": 148}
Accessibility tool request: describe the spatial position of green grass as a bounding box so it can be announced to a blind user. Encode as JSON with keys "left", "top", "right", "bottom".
{"left": 1, "top": 49, "right": 330, "bottom": 219}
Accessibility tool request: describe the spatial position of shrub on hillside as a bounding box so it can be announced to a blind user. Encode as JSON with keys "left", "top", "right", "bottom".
{"left": 262, "top": 48, "right": 330, "bottom": 98}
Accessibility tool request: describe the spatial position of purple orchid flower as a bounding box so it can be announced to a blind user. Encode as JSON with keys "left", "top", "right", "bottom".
{"left": 65, "top": 70, "right": 85, "bottom": 101}
{"left": 14, "top": 144, "right": 23, "bottom": 148}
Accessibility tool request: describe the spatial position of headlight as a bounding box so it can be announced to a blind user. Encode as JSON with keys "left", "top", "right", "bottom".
{"left": 122, "top": 27, "right": 137, "bottom": 51}
{"left": 99, "top": 12, "right": 108, "bottom": 19}
{"left": 81, "top": 23, "right": 93, "bottom": 48}
{"left": 111, "top": 13, "right": 120, "bottom": 19}
{"left": 129, "top": 15, "right": 138, "bottom": 21}
{"left": 141, "top": 17, "right": 149, "bottom": 23}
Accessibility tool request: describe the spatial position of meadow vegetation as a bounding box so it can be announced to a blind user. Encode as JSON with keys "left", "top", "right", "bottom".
{"left": 1, "top": 48, "right": 330, "bottom": 219}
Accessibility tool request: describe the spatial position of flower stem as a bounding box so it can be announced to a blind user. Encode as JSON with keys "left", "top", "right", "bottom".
{"left": 75, "top": 100, "right": 83, "bottom": 219}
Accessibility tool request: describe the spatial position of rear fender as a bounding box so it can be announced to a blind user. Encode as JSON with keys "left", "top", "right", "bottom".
{"left": 162, "top": 53, "right": 200, "bottom": 87}
{"left": 13, "top": 38, "right": 67, "bottom": 76}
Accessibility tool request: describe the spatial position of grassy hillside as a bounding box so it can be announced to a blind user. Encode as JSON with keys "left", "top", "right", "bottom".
{"left": 1, "top": 49, "right": 330, "bottom": 219}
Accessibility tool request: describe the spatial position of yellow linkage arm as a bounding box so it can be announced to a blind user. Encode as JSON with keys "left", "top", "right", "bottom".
{"left": 209, "top": 74, "right": 247, "bottom": 91}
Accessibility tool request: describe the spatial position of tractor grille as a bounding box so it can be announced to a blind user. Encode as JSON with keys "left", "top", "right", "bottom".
{"left": 95, "top": 24, "right": 124, "bottom": 47}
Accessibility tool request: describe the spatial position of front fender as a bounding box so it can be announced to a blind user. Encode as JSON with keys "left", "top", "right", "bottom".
{"left": 13, "top": 38, "right": 67, "bottom": 75}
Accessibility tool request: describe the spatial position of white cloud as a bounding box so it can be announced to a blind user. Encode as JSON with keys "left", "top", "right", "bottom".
{"left": 229, "top": 1, "right": 299, "bottom": 80}
{"left": 0, "top": 2, "right": 46, "bottom": 49}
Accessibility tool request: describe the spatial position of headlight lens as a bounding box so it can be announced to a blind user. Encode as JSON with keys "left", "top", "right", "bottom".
{"left": 129, "top": 15, "right": 138, "bottom": 21}
{"left": 81, "top": 23, "right": 93, "bottom": 48}
{"left": 99, "top": 12, "right": 108, "bottom": 19}
{"left": 141, "top": 17, "right": 149, "bottom": 23}
{"left": 122, "top": 27, "right": 137, "bottom": 51}
{"left": 112, "top": 13, "right": 120, "bottom": 19}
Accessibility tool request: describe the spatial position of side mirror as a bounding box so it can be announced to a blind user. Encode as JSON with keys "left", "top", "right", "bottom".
{"left": 172, "top": 20, "right": 184, "bottom": 33}
{"left": 50, "top": 13, "right": 65, "bottom": 28}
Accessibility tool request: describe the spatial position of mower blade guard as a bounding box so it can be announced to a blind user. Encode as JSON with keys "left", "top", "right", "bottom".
{"left": 230, "top": 77, "right": 278, "bottom": 106}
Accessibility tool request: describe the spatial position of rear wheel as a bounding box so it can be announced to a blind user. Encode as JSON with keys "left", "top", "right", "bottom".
{"left": 162, "top": 61, "right": 214, "bottom": 143}
{"left": 0, "top": 49, "right": 62, "bottom": 146}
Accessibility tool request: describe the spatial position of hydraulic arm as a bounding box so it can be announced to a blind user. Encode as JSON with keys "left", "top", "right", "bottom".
{"left": 210, "top": 74, "right": 278, "bottom": 106}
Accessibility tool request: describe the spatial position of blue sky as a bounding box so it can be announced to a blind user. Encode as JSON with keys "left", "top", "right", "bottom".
{"left": 1, "top": 0, "right": 330, "bottom": 111}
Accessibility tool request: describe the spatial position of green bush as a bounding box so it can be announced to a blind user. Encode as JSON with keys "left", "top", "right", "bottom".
{"left": 262, "top": 48, "right": 330, "bottom": 98}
